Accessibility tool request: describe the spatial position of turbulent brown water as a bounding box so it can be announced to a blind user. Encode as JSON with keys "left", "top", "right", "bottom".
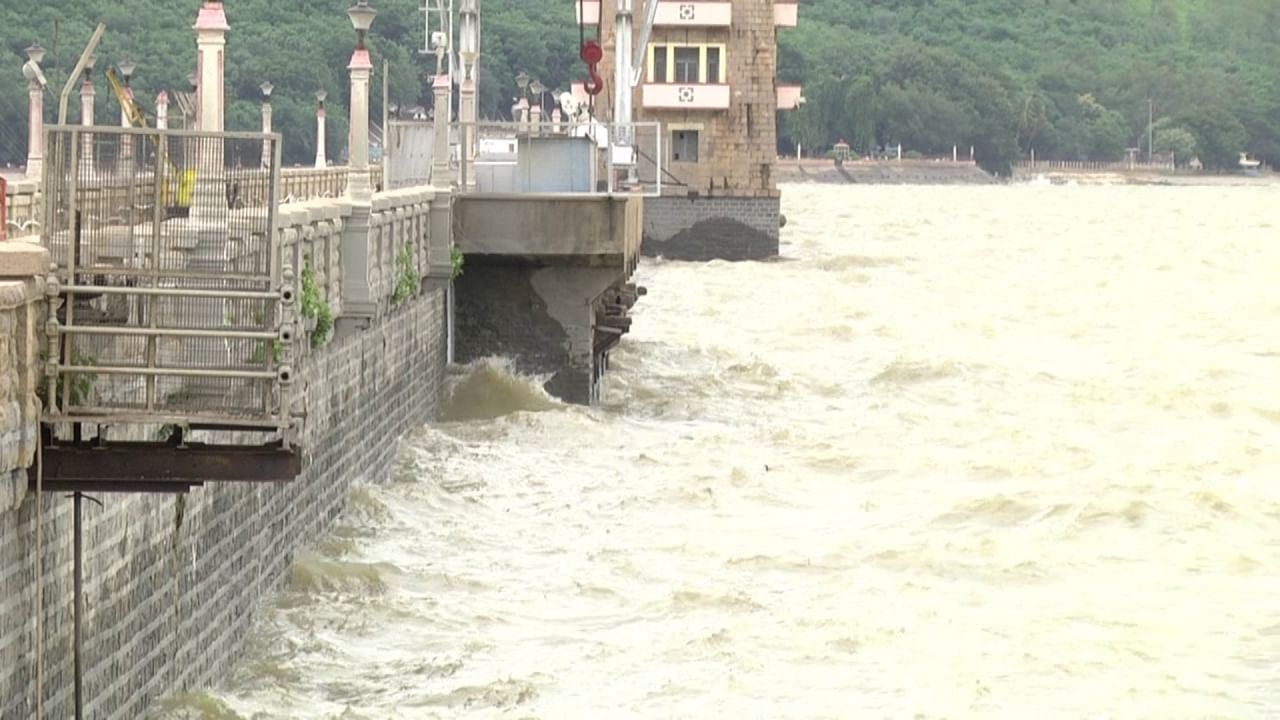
{"left": 162, "top": 184, "right": 1280, "bottom": 718}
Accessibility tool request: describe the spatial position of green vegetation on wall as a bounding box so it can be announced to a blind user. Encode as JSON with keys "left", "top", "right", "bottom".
{"left": 301, "top": 261, "right": 333, "bottom": 349}
{"left": 392, "top": 241, "right": 420, "bottom": 304}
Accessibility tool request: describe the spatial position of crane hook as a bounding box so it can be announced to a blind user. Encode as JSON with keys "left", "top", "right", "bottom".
{"left": 581, "top": 40, "right": 604, "bottom": 96}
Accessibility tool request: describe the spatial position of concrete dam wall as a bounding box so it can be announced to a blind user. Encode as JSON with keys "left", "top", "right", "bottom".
{"left": 0, "top": 209, "right": 449, "bottom": 717}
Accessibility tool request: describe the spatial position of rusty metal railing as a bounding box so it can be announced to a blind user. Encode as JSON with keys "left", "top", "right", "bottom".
{"left": 41, "top": 125, "right": 297, "bottom": 439}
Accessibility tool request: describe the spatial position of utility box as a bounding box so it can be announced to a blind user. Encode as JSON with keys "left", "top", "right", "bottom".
{"left": 515, "top": 135, "right": 597, "bottom": 193}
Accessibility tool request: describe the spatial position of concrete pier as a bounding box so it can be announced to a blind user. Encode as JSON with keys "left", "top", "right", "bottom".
{"left": 453, "top": 194, "right": 642, "bottom": 404}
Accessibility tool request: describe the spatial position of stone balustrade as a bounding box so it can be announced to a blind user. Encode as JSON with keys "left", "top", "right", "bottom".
{"left": 280, "top": 166, "right": 384, "bottom": 203}
{"left": 276, "top": 184, "right": 435, "bottom": 343}
{"left": 5, "top": 179, "right": 42, "bottom": 240}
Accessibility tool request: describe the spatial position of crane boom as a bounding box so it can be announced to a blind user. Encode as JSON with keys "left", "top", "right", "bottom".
{"left": 104, "top": 66, "right": 147, "bottom": 128}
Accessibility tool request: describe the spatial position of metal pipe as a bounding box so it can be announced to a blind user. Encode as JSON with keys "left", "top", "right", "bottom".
{"left": 59, "top": 326, "right": 280, "bottom": 340}
{"left": 60, "top": 284, "right": 282, "bottom": 300}
{"left": 73, "top": 492, "right": 82, "bottom": 720}
{"left": 57, "top": 24, "right": 106, "bottom": 125}
{"left": 60, "top": 365, "right": 277, "bottom": 380}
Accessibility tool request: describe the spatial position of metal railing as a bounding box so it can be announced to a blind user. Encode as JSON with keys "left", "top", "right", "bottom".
{"left": 452, "top": 120, "right": 664, "bottom": 197}
{"left": 41, "top": 125, "right": 296, "bottom": 436}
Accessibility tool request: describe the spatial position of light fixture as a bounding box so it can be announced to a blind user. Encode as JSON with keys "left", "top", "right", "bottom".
{"left": 316, "top": 90, "right": 327, "bottom": 106}
{"left": 25, "top": 44, "right": 46, "bottom": 65}
{"left": 347, "top": 1, "right": 377, "bottom": 50}
{"left": 515, "top": 71, "right": 530, "bottom": 96}
{"left": 260, "top": 80, "right": 274, "bottom": 99}
{"left": 118, "top": 60, "right": 137, "bottom": 83}
{"left": 187, "top": 72, "right": 198, "bottom": 91}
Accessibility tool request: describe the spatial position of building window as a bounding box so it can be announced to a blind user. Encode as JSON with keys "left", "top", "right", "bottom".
{"left": 674, "top": 47, "right": 700, "bottom": 83}
{"left": 672, "top": 130, "right": 699, "bottom": 162}
{"left": 706, "top": 47, "right": 721, "bottom": 85}
{"left": 650, "top": 43, "right": 727, "bottom": 84}
{"left": 652, "top": 45, "right": 668, "bottom": 84}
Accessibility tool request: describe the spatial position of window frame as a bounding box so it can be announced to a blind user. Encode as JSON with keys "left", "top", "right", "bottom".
{"left": 647, "top": 43, "right": 728, "bottom": 84}
{"left": 671, "top": 128, "right": 700, "bottom": 163}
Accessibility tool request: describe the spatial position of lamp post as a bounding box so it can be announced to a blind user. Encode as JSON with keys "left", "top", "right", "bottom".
{"left": 156, "top": 90, "right": 169, "bottom": 130}
{"left": 23, "top": 44, "right": 46, "bottom": 180}
{"left": 515, "top": 71, "right": 530, "bottom": 131}
{"left": 529, "top": 79, "right": 545, "bottom": 127}
{"left": 458, "top": 0, "right": 480, "bottom": 180}
{"left": 80, "top": 55, "right": 97, "bottom": 176}
{"left": 345, "top": 0, "right": 376, "bottom": 199}
{"left": 183, "top": 72, "right": 198, "bottom": 129}
{"left": 117, "top": 60, "right": 137, "bottom": 123}
{"left": 315, "top": 90, "right": 328, "bottom": 169}
{"left": 260, "top": 81, "right": 274, "bottom": 169}
{"left": 339, "top": 0, "right": 379, "bottom": 320}
{"left": 118, "top": 60, "right": 137, "bottom": 176}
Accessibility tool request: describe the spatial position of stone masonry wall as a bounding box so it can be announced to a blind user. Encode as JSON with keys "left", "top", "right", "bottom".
{"left": 0, "top": 284, "right": 447, "bottom": 718}
{"left": 643, "top": 195, "right": 780, "bottom": 260}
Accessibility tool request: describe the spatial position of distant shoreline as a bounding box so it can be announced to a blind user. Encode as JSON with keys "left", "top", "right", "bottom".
{"left": 776, "top": 159, "right": 1278, "bottom": 187}
{"left": 1010, "top": 166, "right": 1280, "bottom": 187}
{"left": 775, "top": 159, "right": 998, "bottom": 186}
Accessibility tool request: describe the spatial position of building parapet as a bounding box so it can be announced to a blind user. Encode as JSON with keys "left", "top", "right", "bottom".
{"left": 577, "top": 1, "right": 797, "bottom": 27}
{"left": 775, "top": 0, "right": 798, "bottom": 27}
{"left": 777, "top": 84, "right": 805, "bottom": 110}
{"left": 642, "top": 83, "right": 731, "bottom": 110}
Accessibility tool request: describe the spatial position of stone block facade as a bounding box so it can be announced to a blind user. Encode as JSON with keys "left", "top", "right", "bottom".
{"left": 595, "top": 0, "right": 781, "bottom": 197}
{"left": 0, "top": 270, "right": 43, "bottom": 515}
{"left": 591, "top": 1, "right": 789, "bottom": 261}
{"left": 643, "top": 194, "right": 780, "bottom": 260}
{"left": 0, "top": 255, "right": 448, "bottom": 718}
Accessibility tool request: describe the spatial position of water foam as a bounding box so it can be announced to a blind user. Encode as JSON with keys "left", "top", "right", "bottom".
{"left": 441, "top": 358, "right": 558, "bottom": 422}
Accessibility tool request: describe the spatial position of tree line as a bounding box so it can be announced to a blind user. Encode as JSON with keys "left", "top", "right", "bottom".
{"left": 780, "top": 0, "right": 1280, "bottom": 175}
{"left": 2, "top": 0, "right": 1278, "bottom": 174}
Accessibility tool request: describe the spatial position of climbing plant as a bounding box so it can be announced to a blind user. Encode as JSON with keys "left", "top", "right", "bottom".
{"left": 35, "top": 351, "right": 96, "bottom": 411}
{"left": 392, "top": 241, "right": 420, "bottom": 304}
{"left": 301, "top": 260, "right": 333, "bottom": 348}
{"left": 451, "top": 245, "right": 465, "bottom": 281}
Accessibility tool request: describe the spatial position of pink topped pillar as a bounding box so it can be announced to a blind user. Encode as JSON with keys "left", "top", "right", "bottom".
{"left": 22, "top": 45, "right": 45, "bottom": 181}
{"left": 192, "top": 1, "right": 229, "bottom": 132}
{"left": 345, "top": 0, "right": 377, "bottom": 201}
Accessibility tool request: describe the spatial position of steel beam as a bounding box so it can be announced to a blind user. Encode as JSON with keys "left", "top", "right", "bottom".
{"left": 29, "top": 441, "right": 301, "bottom": 494}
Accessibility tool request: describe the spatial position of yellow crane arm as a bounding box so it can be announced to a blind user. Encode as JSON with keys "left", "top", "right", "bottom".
{"left": 104, "top": 67, "right": 148, "bottom": 129}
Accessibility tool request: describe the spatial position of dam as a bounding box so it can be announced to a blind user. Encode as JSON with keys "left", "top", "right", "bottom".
{"left": 0, "top": 0, "right": 806, "bottom": 715}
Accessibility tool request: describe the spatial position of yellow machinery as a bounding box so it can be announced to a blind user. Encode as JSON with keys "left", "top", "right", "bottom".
{"left": 105, "top": 66, "right": 195, "bottom": 209}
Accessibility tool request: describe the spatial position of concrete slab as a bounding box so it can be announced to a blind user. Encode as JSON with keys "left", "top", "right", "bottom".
{"left": 0, "top": 242, "right": 50, "bottom": 279}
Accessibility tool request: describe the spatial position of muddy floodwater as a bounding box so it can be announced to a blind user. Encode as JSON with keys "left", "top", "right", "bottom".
{"left": 160, "top": 183, "right": 1280, "bottom": 719}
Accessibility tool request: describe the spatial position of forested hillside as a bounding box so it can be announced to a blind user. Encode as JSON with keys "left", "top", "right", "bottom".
{"left": 0, "top": 0, "right": 579, "bottom": 167}
{"left": 782, "top": 0, "right": 1280, "bottom": 174}
{"left": 2, "top": 0, "right": 1278, "bottom": 174}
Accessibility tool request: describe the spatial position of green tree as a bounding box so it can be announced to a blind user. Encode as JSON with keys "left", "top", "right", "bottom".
{"left": 1152, "top": 126, "right": 1198, "bottom": 164}
{"left": 1179, "top": 107, "right": 1248, "bottom": 170}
